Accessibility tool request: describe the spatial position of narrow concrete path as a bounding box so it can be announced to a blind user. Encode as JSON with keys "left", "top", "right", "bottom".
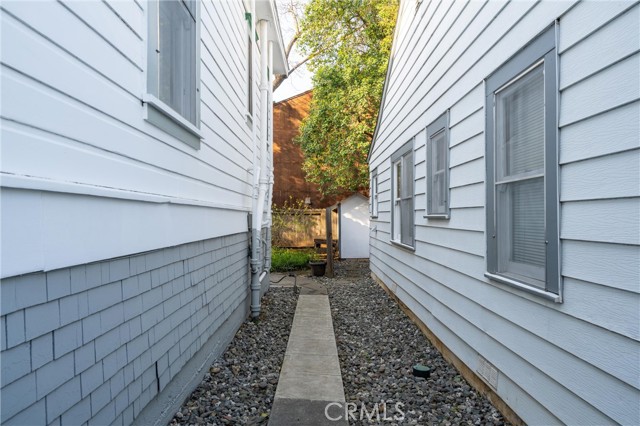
{"left": 269, "top": 288, "right": 348, "bottom": 425}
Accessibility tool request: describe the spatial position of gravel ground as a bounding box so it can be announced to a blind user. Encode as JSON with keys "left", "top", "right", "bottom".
{"left": 169, "top": 287, "right": 298, "bottom": 426}
{"left": 324, "top": 260, "right": 508, "bottom": 426}
{"left": 169, "top": 260, "right": 508, "bottom": 425}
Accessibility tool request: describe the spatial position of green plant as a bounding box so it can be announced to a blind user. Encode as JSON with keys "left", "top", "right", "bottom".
{"left": 270, "top": 248, "right": 314, "bottom": 272}
{"left": 308, "top": 252, "right": 325, "bottom": 263}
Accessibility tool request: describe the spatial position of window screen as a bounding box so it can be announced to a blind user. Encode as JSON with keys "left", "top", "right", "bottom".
{"left": 158, "top": 0, "right": 197, "bottom": 124}
{"left": 485, "top": 24, "right": 560, "bottom": 299}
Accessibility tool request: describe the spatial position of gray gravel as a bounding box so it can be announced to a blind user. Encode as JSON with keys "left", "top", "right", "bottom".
{"left": 169, "top": 287, "right": 298, "bottom": 426}
{"left": 169, "top": 260, "right": 508, "bottom": 425}
{"left": 324, "top": 260, "right": 508, "bottom": 426}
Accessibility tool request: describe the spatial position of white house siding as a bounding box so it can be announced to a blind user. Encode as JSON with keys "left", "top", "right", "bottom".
{"left": 369, "top": 1, "right": 639, "bottom": 424}
{"left": 1, "top": 0, "right": 283, "bottom": 425}
{"left": 0, "top": 0, "right": 268, "bottom": 277}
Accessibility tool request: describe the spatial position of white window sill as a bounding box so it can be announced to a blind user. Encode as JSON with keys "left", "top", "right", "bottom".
{"left": 143, "top": 94, "right": 202, "bottom": 149}
{"left": 484, "top": 272, "right": 562, "bottom": 303}
{"left": 425, "top": 213, "right": 449, "bottom": 220}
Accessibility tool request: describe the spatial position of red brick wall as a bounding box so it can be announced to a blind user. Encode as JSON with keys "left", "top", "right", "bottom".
{"left": 273, "top": 91, "right": 347, "bottom": 208}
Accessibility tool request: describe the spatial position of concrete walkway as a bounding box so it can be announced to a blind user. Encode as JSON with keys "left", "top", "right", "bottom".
{"left": 268, "top": 281, "right": 347, "bottom": 425}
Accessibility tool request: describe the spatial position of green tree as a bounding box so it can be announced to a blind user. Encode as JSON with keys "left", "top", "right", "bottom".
{"left": 284, "top": 0, "right": 398, "bottom": 194}
{"left": 294, "top": 0, "right": 398, "bottom": 195}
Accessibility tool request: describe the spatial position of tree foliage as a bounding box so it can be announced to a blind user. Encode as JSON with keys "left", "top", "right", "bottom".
{"left": 295, "top": 0, "right": 398, "bottom": 195}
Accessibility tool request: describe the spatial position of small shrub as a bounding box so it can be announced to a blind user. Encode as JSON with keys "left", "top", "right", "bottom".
{"left": 270, "top": 248, "right": 314, "bottom": 272}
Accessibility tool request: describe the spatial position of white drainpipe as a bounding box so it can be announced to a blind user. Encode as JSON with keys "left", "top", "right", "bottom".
{"left": 250, "top": 18, "right": 270, "bottom": 318}
{"left": 265, "top": 40, "right": 274, "bottom": 272}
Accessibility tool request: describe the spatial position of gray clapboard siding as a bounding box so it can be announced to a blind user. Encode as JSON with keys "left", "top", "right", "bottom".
{"left": 383, "top": 0, "right": 439, "bottom": 101}
{"left": 559, "top": 101, "right": 640, "bottom": 164}
{"left": 1, "top": 20, "right": 251, "bottom": 197}
{"left": 1, "top": 4, "right": 259, "bottom": 210}
{"left": 377, "top": 0, "right": 503, "bottom": 143}
{"left": 103, "top": 0, "right": 144, "bottom": 40}
{"left": 371, "top": 0, "right": 505, "bottom": 163}
{"left": 58, "top": 1, "right": 142, "bottom": 68}
{"left": 449, "top": 157, "right": 484, "bottom": 188}
{"left": 562, "top": 240, "right": 640, "bottom": 293}
{"left": 382, "top": 0, "right": 542, "bottom": 144}
{"left": 448, "top": 108, "right": 483, "bottom": 148}
{"left": 374, "top": 1, "right": 576, "bottom": 167}
{"left": 371, "top": 258, "right": 562, "bottom": 425}
{"left": 562, "top": 277, "right": 639, "bottom": 340}
{"left": 561, "top": 198, "right": 639, "bottom": 245}
{"left": 2, "top": 120, "right": 243, "bottom": 203}
{"left": 448, "top": 182, "right": 484, "bottom": 208}
{"left": 371, "top": 241, "right": 640, "bottom": 386}
{"left": 559, "top": 4, "right": 639, "bottom": 89}
{"left": 449, "top": 133, "right": 484, "bottom": 167}
{"left": 371, "top": 247, "right": 623, "bottom": 424}
{"left": 421, "top": 207, "right": 484, "bottom": 232}
{"left": 3, "top": 1, "right": 140, "bottom": 95}
{"left": 414, "top": 226, "right": 484, "bottom": 256}
{"left": 1, "top": 0, "right": 283, "bottom": 285}
{"left": 202, "top": 1, "right": 246, "bottom": 102}
{"left": 383, "top": 0, "right": 467, "bottom": 114}
{"left": 370, "top": 2, "right": 640, "bottom": 421}
{"left": 560, "top": 150, "right": 640, "bottom": 201}
{"left": 558, "top": 0, "right": 636, "bottom": 53}
{"left": 559, "top": 53, "right": 639, "bottom": 126}
{"left": 371, "top": 240, "right": 640, "bottom": 392}
{"left": 449, "top": 82, "right": 483, "bottom": 127}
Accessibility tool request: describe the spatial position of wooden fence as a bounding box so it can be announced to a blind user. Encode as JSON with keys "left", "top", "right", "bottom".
{"left": 272, "top": 208, "right": 339, "bottom": 248}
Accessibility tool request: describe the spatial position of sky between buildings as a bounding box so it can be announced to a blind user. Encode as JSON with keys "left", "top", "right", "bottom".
{"left": 273, "top": 0, "right": 313, "bottom": 102}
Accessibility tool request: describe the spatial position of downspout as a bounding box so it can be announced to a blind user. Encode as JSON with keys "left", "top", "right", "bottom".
{"left": 265, "top": 40, "right": 275, "bottom": 272}
{"left": 250, "top": 19, "right": 270, "bottom": 318}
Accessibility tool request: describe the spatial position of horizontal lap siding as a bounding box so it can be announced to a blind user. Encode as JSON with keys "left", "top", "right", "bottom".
{"left": 1, "top": 1, "right": 255, "bottom": 206}
{"left": 1, "top": 1, "right": 264, "bottom": 275}
{"left": 370, "top": 0, "right": 640, "bottom": 424}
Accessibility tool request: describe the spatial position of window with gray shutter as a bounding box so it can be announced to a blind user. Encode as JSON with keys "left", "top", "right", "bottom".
{"left": 485, "top": 24, "right": 560, "bottom": 301}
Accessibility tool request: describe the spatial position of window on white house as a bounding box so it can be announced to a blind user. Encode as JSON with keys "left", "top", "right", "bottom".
{"left": 145, "top": 0, "right": 201, "bottom": 149}
{"left": 485, "top": 25, "right": 560, "bottom": 300}
{"left": 245, "top": 9, "right": 253, "bottom": 117}
{"left": 426, "top": 111, "right": 450, "bottom": 218}
{"left": 391, "top": 140, "right": 414, "bottom": 248}
{"left": 370, "top": 169, "right": 379, "bottom": 218}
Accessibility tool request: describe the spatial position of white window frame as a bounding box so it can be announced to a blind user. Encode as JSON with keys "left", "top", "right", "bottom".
{"left": 370, "top": 168, "right": 379, "bottom": 218}
{"left": 391, "top": 139, "right": 415, "bottom": 249}
{"left": 426, "top": 111, "right": 450, "bottom": 219}
{"left": 485, "top": 24, "right": 561, "bottom": 302}
{"left": 145, "top": 0, "right": 202, "bottom": 149}
{"left": 245, "top": 6, "right": 254, "bottom": 121}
